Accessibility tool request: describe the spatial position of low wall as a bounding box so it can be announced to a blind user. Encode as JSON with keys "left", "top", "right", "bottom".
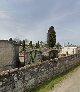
{"left": 0, "top": 54, "right": 80, "bottom": 92}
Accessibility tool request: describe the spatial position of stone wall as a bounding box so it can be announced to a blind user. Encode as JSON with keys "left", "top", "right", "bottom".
{"left": 0, "top": 54, "right": 80, "bottom": 92}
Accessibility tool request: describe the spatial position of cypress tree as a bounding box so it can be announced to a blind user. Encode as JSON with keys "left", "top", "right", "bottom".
{"left": 22, "top": 40, "right": 25, "bottom": 51}
{"left": 36, "top": 43, "right": 38, "bottom": 48}
{"left": 56, "top": 42, "right": 61, "bottom": 49}
{"left": 37, "top": 41, "right": 40, "bottom": 48}
{"left": 29, "top": 41, "right": 33, "bottom": 48}
{"left": 47, "top": 26, "right": 56, "bottom": 47}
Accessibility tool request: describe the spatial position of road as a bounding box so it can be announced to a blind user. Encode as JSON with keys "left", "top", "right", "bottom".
{"left": 50, "top": 66, "right": 80, "bottom": 92}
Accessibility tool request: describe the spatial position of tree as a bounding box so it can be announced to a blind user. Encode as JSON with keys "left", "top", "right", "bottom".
{"left": 9, "top": 38, "right": 13, "bottom": 41}
{"left": 40, "top": 41, "right": 43, "bottom": 45}
{"left": 25, "top": 38, "right": 29, "bottom": 45}
{"left": 14, "top": 37, "right": 20, "bottom": 42}
{"left": 29, "top": 41, "right": 33, "bottom": 48}
{"left": 35, "top": 41, "right": 40, "bottom": 48}
{"left": 22, "top": 40, "right": 25, "bottom": 51}
{"left": 19, "top": 40, "right": 22, "bottom": 46}
{"left": 37, "top": 41, "right": 40, "bottom": 48}
{"left": 68, "top": 42, "right": 69, "bottom": 46}
{"left": 35, "top": 43, "right": 38, "bottom": 48}
{"left": 56, "top": 42, "right": 61, "bottom": 49}
{"left": 47, "top": 26, "right": 56, "bottom": 47}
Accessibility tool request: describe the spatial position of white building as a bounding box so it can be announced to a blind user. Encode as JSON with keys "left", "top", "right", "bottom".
{"left": 58, "top": 46, "right": 80, "bottom": 57}
{"left": 61, "top": 46, "right": 80, "bottom": 55}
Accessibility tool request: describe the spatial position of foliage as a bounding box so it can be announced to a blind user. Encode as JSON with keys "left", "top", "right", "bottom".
{"left": 38, "top": 41, "right": 40, "bottom": 48}
{"left": 56, "top": 42, "right": 62, "bottom": 49}
{"left": 14, "top": 37, "right": 20, "bottom": 42}
{"left": 9, "top": 38, "right": 13, "bottom": 41}
{"left": 29, "top": 41, "right": 33, "bottom": 48}
{"left": 22, "top": 40, "right": 25, "bottom": 51}
{"left": 19, "top": 40, "right": 22, "bottom": 46}
{"left": 30, "top": 51, "right": 34, "bottom": 63}
{"left": 35, "top": 43, "right": 38, "bottom": 48}
{"left": 36, "top": 41, "right": 40, "bottom": 48}
{"left": 25, "top": 38, "right": 29, "bottom": 45}
{"left": 47, "top": 26, "right": 56, "bottom": 47}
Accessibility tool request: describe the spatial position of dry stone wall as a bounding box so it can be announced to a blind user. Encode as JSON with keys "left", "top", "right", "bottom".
{"left": 0, "top": 54, "right": 80, "bottom": 92}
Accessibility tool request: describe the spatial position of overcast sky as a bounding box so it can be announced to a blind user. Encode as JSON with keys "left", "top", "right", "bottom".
{"left": 0, "top": 0, "right": 80, "bottom": 45}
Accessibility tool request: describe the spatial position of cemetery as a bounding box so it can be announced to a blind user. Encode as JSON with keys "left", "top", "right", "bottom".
{"left": 0, "top": 26, "right": 80, "bottom": 92}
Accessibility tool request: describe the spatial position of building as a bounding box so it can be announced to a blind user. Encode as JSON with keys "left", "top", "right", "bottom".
{"left": 59, "top": 46, "right": 80, "bottom": 56}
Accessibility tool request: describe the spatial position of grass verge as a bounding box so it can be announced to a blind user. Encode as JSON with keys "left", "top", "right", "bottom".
{"left": 30, "top": 64, "right": 80, "bottom": 92}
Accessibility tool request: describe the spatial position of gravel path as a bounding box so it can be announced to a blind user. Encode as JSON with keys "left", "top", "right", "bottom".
{"left": 50, "top": 67, "right": 80, "bottom": 92}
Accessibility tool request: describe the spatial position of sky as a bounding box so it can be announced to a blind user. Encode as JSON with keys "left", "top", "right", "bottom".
{"left": 0, "top": 0, "right": 80, "bottom": 45}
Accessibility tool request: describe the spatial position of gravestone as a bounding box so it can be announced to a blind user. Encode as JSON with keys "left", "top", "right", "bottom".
{"left": 0, "top": 40, "right": 19, "bottom": 72}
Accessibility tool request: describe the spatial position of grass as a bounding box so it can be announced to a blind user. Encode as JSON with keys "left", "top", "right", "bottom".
{"left": 29, "top": 64, "right": 80, "bottom": 92}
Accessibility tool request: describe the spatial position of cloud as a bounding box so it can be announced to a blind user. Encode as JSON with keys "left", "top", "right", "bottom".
{"left": 0, "top": 0, "right": 80, "bottom": 45}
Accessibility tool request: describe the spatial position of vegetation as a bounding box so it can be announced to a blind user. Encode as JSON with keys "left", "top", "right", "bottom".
{"left": 29, "top": 41, "right": 33, "bottom": 48}
{"left": 47, "top": 26, "right": 56, "bottom": 47}
{"left": 22, "top": 40, "right": 25, "bottom": 51}
{"left": 19, "top": 40, "right": 22, "bottom": 46}
{"left": 36, "top": 41, "right": 40, "bottom": 48}
{"left": 36, "top": 43, "right": 38, "bottom": 48}
{"left": 9, "top": 38, "right": 13, "bottom": 41}
{"left": 37, "top": 41, "right": 40, "bottom": 48}
{"left": 56, "top": 42, "right": 62, "bottom": 49}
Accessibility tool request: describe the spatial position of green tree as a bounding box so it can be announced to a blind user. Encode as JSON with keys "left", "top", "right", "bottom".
{"left": 22, "top": 40, "right": 25, "bottom": 51}
{"left": 35, "top": 43, "right": 38, "bottom": 48}
{"left": 56, "top": 42, "right": 61, "bottom": 49}
{"left": 19, "top": 40, "right": 22, "bottom": 46}
{"left": 47, "top": 26, "right": 56, "bottom": 47}
{"left": 29, "top": 41, "right": 33, "bottom": 48}
{"left": 37, "top": 41, "right": 40, "bottom": 48}
{"left": 9, "top": 38, "right": 13, "bottom": 41}
{"left": 14, "top": 37, "right": 20, "bottom": 42}
{"left": 25, "top": 38, "right": 29, "bottom": 45}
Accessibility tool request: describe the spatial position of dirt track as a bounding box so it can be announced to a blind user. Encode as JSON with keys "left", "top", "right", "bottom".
{"left": 50, "top": 66, "right": 80, "bottom": 92}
